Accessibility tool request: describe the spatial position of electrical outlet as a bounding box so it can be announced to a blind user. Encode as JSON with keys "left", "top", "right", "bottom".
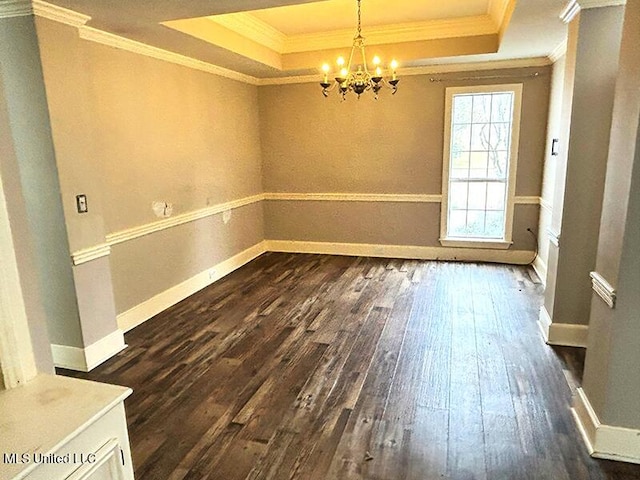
{"left": 76, "top": 194, "right": 88, "bottom": 214}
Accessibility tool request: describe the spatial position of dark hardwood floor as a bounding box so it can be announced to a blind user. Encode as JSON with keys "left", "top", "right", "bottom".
{"left": 60, "top": 253, "right": 640, "bottom": 479}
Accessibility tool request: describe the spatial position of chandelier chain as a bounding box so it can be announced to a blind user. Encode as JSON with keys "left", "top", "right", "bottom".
{"left": 357, "top": 0, "right": 362, "bottom": 37}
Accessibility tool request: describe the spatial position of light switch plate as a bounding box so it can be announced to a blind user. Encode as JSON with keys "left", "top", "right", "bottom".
{"left": 76, "top": 194, "right": 88, "bottom": 213}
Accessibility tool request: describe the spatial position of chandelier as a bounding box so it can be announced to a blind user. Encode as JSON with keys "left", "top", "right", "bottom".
{"left": 320, "top": 0, "right": 399, "bottom": 99}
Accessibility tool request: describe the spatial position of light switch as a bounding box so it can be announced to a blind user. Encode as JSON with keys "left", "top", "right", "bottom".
{"left": 76, "top": 194, "right": 88, "bottom": 214}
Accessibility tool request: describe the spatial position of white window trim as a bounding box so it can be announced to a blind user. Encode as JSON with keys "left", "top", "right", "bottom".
{"left": 0, "top": 171, "right": 37, "bottom": 389}
{"left": 439, "top": 83, "right": 523, "bottom": 249}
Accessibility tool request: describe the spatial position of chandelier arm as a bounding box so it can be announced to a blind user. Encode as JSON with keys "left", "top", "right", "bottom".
{"left": 359, "top": 43, "right": 370, "bottom": 75}
{"left": 346, "top": 43, "right": 357, "bottom": 73}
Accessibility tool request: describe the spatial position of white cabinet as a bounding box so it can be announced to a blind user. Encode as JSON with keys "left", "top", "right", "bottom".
{"left": 0, "top": 375, "right": 134, "bottom": 480}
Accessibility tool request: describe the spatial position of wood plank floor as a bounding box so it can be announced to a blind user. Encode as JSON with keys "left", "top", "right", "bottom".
{"left": 61, "top": 253, "right": 640, "bottom": 480}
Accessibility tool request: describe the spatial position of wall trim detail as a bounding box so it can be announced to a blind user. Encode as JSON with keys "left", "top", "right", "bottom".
{"left": 548, "top": 323, "right": 589, "bottom": 347}
{"left": 532, "top": 255, "right": 548, "bottom": 285}
{"left": 65, "top": 193, "right": 544, "bottom": 257}
{"left": 282, "top": 15, "right": 496, "bottom": 54}
{"left": 547, "top": 227, "right": 561, "bottom": 247}
{"left": 27, "top": 1, "right": 552, "bottom": 88}
{"left": 32, "top": 0, "right": 90, "bottom": 27}
{"left": 0, "top": 0, "right": 31, "bottom": 19}
{"left": 259, "top": 57, "right": 552, "bottom": 86}
{"left": 264, "top": 192, "right": 443, "bottom": 203}
{"left": 212, "top": 11, "right": 506, "bottom": 55}
{"left": 265, "top": 192, "right": 541, "bottom": 205}
{"left": 548, "top": 40, "right": 568, "bottom": 63}
{"left": 208, "top": 13, "right": 286, "bottom": 54}
{"left": 71, "top": 243, "right": 111, "bottom": 266}
{"left": 561, "top": 0, "right": 627, "bottom": 23}
{"left": 98, "top": 193, "right": 542, "bottom": 250}
{"left": 106, "top": 194, "right": 264, "bottom": 247}
{"left": 590, "top": 271, "right": 616, "bottom": 308}
{"left": 537, "top": 305, "right": 553, "bottom": 342}
{"left": 77, "top": 25, "right": 260, "bottom": 86}
{"left": 265, "top": 240, "right": 535, "bottom": 264}
{"left": 538, "top": 305, "right": 589, "bottom": 348}
{"left": 514, "top": 196, "right": 542, "bottom": 205}
{"left": 561, "top": 0, "right": 582, "bottom": 23}
{"left": 51, "top": 329, "right": 126, "bottom": 372}
{"left": 572, "top": 387, "right": 640, "bottom": 464}
{"left": 117, "top": 241, "right": 267, "bottom": 333}
{"left": 538, "top": 305, "right": 589, "bottom": 347}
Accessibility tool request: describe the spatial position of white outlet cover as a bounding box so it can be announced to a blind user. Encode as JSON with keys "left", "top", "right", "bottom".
{"left": 222, "top": 209, "right": 232, "bottom": 224}
{"left": 152, "top": 202, "right": 165, "bottom": 218}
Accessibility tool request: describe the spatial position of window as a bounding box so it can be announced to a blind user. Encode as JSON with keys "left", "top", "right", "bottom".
{"left": 440, "top": 84, "right": 522, "bottom": 249}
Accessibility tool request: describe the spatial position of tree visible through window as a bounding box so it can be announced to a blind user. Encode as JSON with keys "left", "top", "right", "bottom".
{"left": 441, "top": 84, "right": 522, "bottom": 245}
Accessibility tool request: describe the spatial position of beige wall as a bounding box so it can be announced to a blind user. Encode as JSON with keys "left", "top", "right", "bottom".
{"left": 112, "top": 203, "right": 264, "bottom": 313}
{"left": 36, "top": 18, "right": 265, "bottom": 316}
{"left": 259, "top": 68, "right": 550, "bottom": 251}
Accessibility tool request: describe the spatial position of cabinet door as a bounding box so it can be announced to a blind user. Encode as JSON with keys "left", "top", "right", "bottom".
{"left": 65, "top": 439, "right": 125, "bottom": 480}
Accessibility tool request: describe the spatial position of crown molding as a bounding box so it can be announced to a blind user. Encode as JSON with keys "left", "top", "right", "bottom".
{"left": 561, "top": 0, "right": 627, "bottom": 23}
{"left": 283, "top": 15, "right": 496, "bottom": 54}
{"left": 548, "top": 40, "right": 568, "bottom": 63}
{"left": 258, "top": 57, "right": 551, "bottom": 86}
{"left": 32, "top": 0, "right": 89, "bottom": 27}
{"left": 561, "top": 1, "right": 582, "bottom": 23}
{"left": 26, "top": 2, "right": 549, "bottom": 89}
{"left": 208, "top": 13, "right": 286, "bottom": 53}
{"left": 488, "top": 0, "right": 512, "bottom": 29}
{"left": 0, "top": 0, "right": 31, "bottom": 19}
{"left": 205, "top": 12, "right": 497, "bottom": 55}
{"left": 579, "top": 0, "right": 626, "bottom": 7}
{"left": 78, "top": 25, "right": 260, "bottom": 86}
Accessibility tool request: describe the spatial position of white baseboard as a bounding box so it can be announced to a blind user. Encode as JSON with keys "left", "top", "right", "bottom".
{"left": 537, "top": 305, "right": 552, "bottom": 342}
{"left": 115, "top": 238, "right": 535, "bottom": 337}
{"left": 51, "top": 329, "right": 126, "bottom": 372}
{"left": 548, "top": 322, "right": 589, "bottom": 348}
{"left": 532, "top": 255, "right": 547, "bottom": 285}
{"left": 117, "top": 241, "right": 267, "bottom": 333}
{"left": 264, "top": 240, "right": 536, "bottom": 264}
{"left": 572, "top": 387, "right": 640, "bottom": 464}
{"left": 537, "top": 305, "right": 589, "bottom": 347}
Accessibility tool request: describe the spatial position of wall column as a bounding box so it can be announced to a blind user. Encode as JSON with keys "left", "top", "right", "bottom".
{"left": 0, "top": 5, "right": 123, "bottom": 372}
{"left": 540, "top": 1, "right": 625, "bottom": 347}
{"left": 572, "top": 0, "right": 640, "bottom": 463}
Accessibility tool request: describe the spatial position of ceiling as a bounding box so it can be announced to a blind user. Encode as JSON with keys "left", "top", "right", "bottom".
{"left": 46, "top": 0, "right": 568, "bottom": 79}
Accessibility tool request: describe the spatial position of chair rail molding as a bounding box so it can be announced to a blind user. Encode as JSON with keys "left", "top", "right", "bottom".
{"left": 106, "top": 194, "right": 264, "bottom": 246}
{"left": 71, "top": 243, "right": 111, "bottom": 266}
{"left": 590, "top": 271, "right": 616, "bottom": 308}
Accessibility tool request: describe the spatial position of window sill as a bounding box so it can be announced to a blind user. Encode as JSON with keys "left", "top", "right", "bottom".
{"left": 439, "top": 238, "right": 513, "bottom": 250}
